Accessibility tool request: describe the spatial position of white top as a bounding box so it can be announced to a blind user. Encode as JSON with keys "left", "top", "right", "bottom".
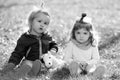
{"left": 63, "top": 41, "right": 100, "bottom": 65}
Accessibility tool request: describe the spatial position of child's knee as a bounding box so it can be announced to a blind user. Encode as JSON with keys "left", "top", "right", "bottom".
{"left": 92, "top": 65, "right": 106, "bottom": 77}
{"left": 32, "top": 59, "right": 42, "bottom": 70}
{"left": 68, "top": 61, "right": 79, "bottom": 69}
{"left": 95, "top": 65, "right": 106, "bottom": 74}
{"left": 68, "top": 61, "right": 81, "bottom": 75}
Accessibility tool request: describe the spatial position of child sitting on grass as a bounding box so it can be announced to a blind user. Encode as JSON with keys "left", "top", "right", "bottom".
{"left": 63, "top": 13, "right": 106, "bottom": 79}
{"left": 0, "top": 9, "right": 58, "bottom": 78}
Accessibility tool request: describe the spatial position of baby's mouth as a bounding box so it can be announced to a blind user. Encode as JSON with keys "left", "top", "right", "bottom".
{"left": 39, "top": 28, "right": 43, "bottom": 30}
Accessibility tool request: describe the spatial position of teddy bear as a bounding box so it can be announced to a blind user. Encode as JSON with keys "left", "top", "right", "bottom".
{"left": 41, "top": 52, "right": 66, "bottom": 72}
{"left": 40, "top": 52, "right": 71, "bottom": 80}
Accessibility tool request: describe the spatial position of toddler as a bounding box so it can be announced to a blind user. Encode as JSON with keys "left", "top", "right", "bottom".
{"left": 1, "top": 9, "right": 58, "bottom": 78}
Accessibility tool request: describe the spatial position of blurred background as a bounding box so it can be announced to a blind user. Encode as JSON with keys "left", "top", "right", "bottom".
{"left": 0, "top": 0, "right": 120, "bottom": 79}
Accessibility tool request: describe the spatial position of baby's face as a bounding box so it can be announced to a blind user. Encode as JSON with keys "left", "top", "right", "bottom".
{"left": 75, "top": 28, "right": 90, "bottom": 44}
{"left": 31, "top": 12, "right": 50, "bottom": 36}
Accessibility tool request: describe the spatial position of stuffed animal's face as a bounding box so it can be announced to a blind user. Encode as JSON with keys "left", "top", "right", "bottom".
{"left": 42, "top": 52, "right": 65, "bottom": 70}
{"left": 42, "top": 54, "right": 53, "bottom": 68}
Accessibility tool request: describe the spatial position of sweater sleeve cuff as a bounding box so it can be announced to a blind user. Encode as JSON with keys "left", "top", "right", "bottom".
{"left": 50, "top": 47, "right": 58, "bottom": 52}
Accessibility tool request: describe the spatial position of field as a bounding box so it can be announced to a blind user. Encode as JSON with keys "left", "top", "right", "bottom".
{"left": 0, "top": 0, "right": 120, "bottom": 80}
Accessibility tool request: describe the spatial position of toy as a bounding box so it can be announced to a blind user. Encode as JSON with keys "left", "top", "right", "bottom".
{"left": 41, "top": 52, "right": 65, "bottom": 72}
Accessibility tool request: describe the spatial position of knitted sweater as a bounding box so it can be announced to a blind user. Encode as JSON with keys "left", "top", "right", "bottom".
{"left": 63, "top": 41, "right": 100, "bottom": 65}
{"left": 8, "top": 32, "right": 58, "bottom": 65}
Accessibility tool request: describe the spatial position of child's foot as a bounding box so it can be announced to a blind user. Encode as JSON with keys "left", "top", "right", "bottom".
{"left": 28, "top": 59, "right": 42, "bottom": 76}
{"left": 92, "top": 65, "right": 106, "bottom": 80}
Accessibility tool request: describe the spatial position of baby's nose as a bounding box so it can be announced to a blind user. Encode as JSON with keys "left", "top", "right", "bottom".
{"left": 40, "top": 24, "right": 44, "bottom": 28}
{"left": 80, "top": 34, "right": 84, "bottom": 38}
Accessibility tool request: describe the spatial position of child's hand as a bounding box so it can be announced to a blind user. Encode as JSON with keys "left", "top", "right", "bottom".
{"left": 79, "top": 61, "right": 88, "bottom": 70}
{"left": 49, "top": 48, "right": 57, "bottom": 55}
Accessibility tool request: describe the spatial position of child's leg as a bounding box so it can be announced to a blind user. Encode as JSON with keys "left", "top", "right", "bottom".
{"left": 28, "top": 59, "right": 42, "bottom": 76}
{"left": 0, "top": 63, "right": 16, "bottom": 75}
{"left": 91, "top": 65, "right": 106, "bottom": 79}
{"left": 68, "top": 61, "right": 82, "bottom": 76}
{"left": 15, "top": 60, "right": 33, "bottom": 78}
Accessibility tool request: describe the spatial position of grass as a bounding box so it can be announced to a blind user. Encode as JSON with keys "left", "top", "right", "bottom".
{"left": 0, "top": 0, "right": 120, "bottom": 80}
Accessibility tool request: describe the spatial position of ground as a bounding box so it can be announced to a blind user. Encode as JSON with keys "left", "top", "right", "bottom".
{"left": 0, "top": 0, "right": 120, "bottom": 80}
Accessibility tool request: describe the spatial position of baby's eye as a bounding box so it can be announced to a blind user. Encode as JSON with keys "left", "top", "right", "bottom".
{"left": 77, "top": 32, "right": 80, "bottom": 34}
{"left": 44, "top": 22, "right": 49, "bottom": 25}
{"left": 84, "top": 32, "right": 88, "bottom": 35}
{"left": 38, "top": 20, "right": 42, "bottom": 23}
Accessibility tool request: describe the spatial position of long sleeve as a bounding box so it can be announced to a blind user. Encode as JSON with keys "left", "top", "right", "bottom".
{"left": 87, "top": 47, "right": 100, "bottom": 65}
{"left": 49, "top": 41, "right": 58, "bottom": 52}
{"left": 42, "top": 33, "right": 58, "bottom": 52}
{"left": 63, "top": 42, "right": 73, "bottom": 63}
{"left": 8, "top": 35, "right": 28, "bottom": 65}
